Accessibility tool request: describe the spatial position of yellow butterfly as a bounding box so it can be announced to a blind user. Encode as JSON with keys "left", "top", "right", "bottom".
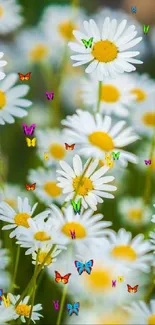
{"left": 118, "top": 276, "right": 124, "bottom": 282}
{"left": 26, "top": 137, "right": 36, "bottom": 147}
{"left": 44, "top": 152, "right": 49, "bottom": 160}
{"left": 106, "top": 160, "right": 114, "bottom": 168}
{"left": 2, "top": 294, "right": 10, "bottom": 307}
{"left": 105, "top": 153, "right": 112, "bottom": 161}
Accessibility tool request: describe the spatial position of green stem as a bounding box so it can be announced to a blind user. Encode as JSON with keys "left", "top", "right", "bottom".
{"left": 56, "top": 285, "right": 68, "bottom": 325}
{"left": 143, "top": 126, "right": 155, "bottom": 205}
{"left": 96, "top": 81, "right": 102, "bottom": 113}
{"left": 12, "top": 246, "right": 20, "bottom": 291}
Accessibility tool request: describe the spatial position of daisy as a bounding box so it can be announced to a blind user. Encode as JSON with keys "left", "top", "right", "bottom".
{"left": 47, "top": 204, "right": 112, "bottom": 252}
{"left": 129, "top": 73, "right": 155, "bottom": 105}
{"left": 57, "top": 154, "right": 117, "bottom": 211}
{"left": 0, "top": 305, "right": 16, "bottom": 325}
{"left": 62, "top": 110, "right": 140, "bottom": 167}
{"left": 0, "top": 196, "right": 49, "bottom": 238}
{"left": 0, "top": 51, "right": 7, "bottom": 80}
{"left": 32, "top": 243, "right": 65, "bottom": 268}
{"left": 8, "top": 293, "right": 43, "bottom": 323}
{"left": 28, "top": 167, "right": 64, "bottom": 205}
{"left": 35, "top": 129, "right": 74, "bottom": 167}
{"left": 0, "top": 0, "right": 23, "bottom": 34}
{"left": 118, "top": 197, "right": 152, "bottom": 227}
{"left": 68, "top": 18, "right": 143, "bottom": 80}
{"left": 124, "top": 300, "right": 155, "bottom": 324}
{"left": 40, "top": 5, "right": 86, "bottom": 45}
{"left": 81, "top": 73, "right": 135, "bottom": 117}
{"left": 0, "top": 183, "right": 31, "bottom": 210}
{"left": 0, "top": 73, "right": 32, "bottom": 125}
{"left": 16, "top": 218, "right": 67, "bottom": 255}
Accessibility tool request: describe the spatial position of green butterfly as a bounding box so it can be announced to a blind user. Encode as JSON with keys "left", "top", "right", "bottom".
{"left": 112, "top": 152, "right": 120, "bottom": 160}
{"left": 143, "top": 25, "right": 150, "bottom": 35}
{"left": 81, "top": 37, "right": 93, "bottom": 49}
{"left": 71, "top": 198, "right": 82, "bottom": 215}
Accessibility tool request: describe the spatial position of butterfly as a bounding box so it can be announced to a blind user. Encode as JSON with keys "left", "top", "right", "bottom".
{"left": 2, "top": 294, "right": 10, "bottom": 307}
{"left": 67, "top": 302, "right": 80, "bottom": 316}
{"left": 143, "top": 25, "right": 150, "bottom": 34}
{"left": 53, "top": 300, "right": 59, "bottom": 310}
{"left": 127, "top": 284, "right": 138, "bottom": 293}
{"left": 81, "top": 37, "right": 93, "bottom": 48}
{"left": 22, "top": 123, "right": 36, "bottom": 136}
{"left": 144, "top": 160, "right": 151, "bottom": 165}
{"left": 25, "top": 183, "right": 36, "bottom": 191}
{"left": 74, "top": 260, "right": 94, "bottom": 275}
{"left": 112, "top": 152, "right": 120, "bottom": 160}
{"left": 112, "top": 280, "right": 116, "bottom": 287}
{"left": 45, "top": 91, "right": 54, "bottom": 100}
{"left": 71, "top": 198, "right": 82, "bottom": 215}
{"left": 70, "top": 230, "right": 76, "bottom": 239}
{"left": 118, "top": 276, "right": 124, "bottom": 282}
{"left": 0, "top": 289, "right": 3, "bottom": 305}
{"left": 106, "top": 160, "right": 114, "bottom": 168}
{"left": 18, "top": 72, "right": 31, "bottom": 81}
{"left": 105, "top": 153, "right": 112, "bottom": 161}
{"left": 26, "top": 137, "right": 36, "bottom": 147}
{"left": 55, "top": 271, "right": 71, "bottom": 284}
{"left": 65, "top": 143, "right": 75, "bottom": 150}
{"left": 44, "top": 152, "right": 49, "bottom": 160}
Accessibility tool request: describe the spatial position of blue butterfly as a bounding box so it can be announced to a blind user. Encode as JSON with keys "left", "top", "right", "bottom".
{"left": 67, "top": 302, "right": 80, "bottom": 316}
{"left": 0, "top": 289, "right": 3, "bottom": 305}
{"left": 74, "top": 260, "right": 94, "bottom": 275}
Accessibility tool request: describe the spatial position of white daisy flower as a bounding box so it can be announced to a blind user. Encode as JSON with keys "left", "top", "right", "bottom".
{"left": 0, "top": 73, "right": 32, "bottom": 125}
{"left": 32, "top": 243, "right": 64, "bottom": 268}
{"left": 0, "top": 0, "right": 23, "bottom": 34}
{"left": 8, "top": 293, "right": 43, "bottom": 323}
{"left": 28, "top": 168, "right": 64, "bottom": 205}
{"left": 129, "top": 73, "right": 155, "bottom": 105}
{"left": 124, "top": 300, "right": 155, "bottom": 324}
{"left": 62, "top": 110, "right": 140, "bottom": 167}
{"left": 118, "top": 197, "right": 152, "bottom": 227}
{"left": 16, "top": 218, "right": 66, "bottom": 255}
{"left": 40, "top": 5, "right": 86, "bottom": 45}
{"left": 101, "top": 228, "right": 153, "bottom": 273}
{"left": 136, "top": 142, "right": 155, "bottom": 173}
{"left": 35, "top": 129, "right": 74, "bottom": 167}
{"left": 0, "top": 305, "right": 16, "bottom": 325}
{"left": 68, "top": 18, "right": 143, "bottom": 80}
{"left": 57, "top": 154, "right": 117, "bottom": 211}
{"left": 47, "top": 204, "right": 112, "bottom": 252}
{"left": 81, "top": 73, "right": 135, "bottom": 117}
{"left": 0, "top": 51, "right": 7, "bottom": 80}
{"left": 0, "top": 196, "right": 49, "bottom": 238}
{"left": 0, "top": 183, "right": 31, "bottom": 210}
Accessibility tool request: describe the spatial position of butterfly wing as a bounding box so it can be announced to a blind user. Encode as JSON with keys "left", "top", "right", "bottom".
{"left": 133, "top": 285, "right": 138, "bottom": 293}
{"left": 127, "top": 284, "right": 133, "bottom": 293}
{"left": 18, "top": 73, "right": 25, "bottom": 81}
{"left": 30, "top": 183, "right": 36, "bottom": 191}
{"left": 61, "top": 273, "right": 71, "bottom": 284}
{"left": 67, "top": 303, "right": 73, "bottom": 316}
{"left": 55, "top": 271, "right": 62, "bottom": 283}
{"left": 24, "top": 72, "right": 31, "bottom": 80}
{"left": 85, "top": 259, "right": 94, "bottom": 274}
{"left": 0, "top": 289, "right": 3, "bottom": 296}
{"left": 71, "top": 200, "right": 77, "bottom": 214}
{"left": 70, "top": 144, "right": 75, "bottom": 150}
{"left": 77, "top": 198, "right": 82, "bottom": 214}
{"left": 88, "top": 37, "right": 93, "bottom": 48}
{"left": 25, "top": 184, "right": 31, "bottom": 191}
{"left": 73, "top": 302, "right": 80, "bottom": 315}
{"left": 22, "top": 123, "right": 29, "bottom": 136}
{"left": 29, "top": 124, "right": 36, "bottom": 136}
{"left": 81, "top": 39, "right": 88, "bottom": 48}
{"left": 65, "top": 143, "right": 69, "bottom": 150}
{"left": 26, "top": 138, "right": 31, "bottom": 147}
{"left": 31, "top": 138, "right": 36, "bottom": 147}
{"left": 74, "top": 261, "right": 84, "bottom": 275}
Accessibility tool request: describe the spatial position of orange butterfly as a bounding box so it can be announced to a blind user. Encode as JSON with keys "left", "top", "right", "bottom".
{"left": 65, "top": 143, "right": 75, "bottom": 150}
{"left": 127, "top": 284, "right": 138, "bottom": 293}
{"left": 18, "top": 72, "right": 31, "bottom": 81}
{"left": 55, "top": 271, "right": 71, "bottom": 284}
{"left": 25, "top": 183, "right": 36, "bottom": 191}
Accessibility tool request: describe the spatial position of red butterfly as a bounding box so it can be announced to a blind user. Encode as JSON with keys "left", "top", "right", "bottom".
{"left": 127, "top": 284, "right": 138, "bottom": 293}
{"left": 65, "top": 143, "right": 75, "bottom": 150}
{"left": 25, "top": 183, "right": 36, "bottom": 191}
{"left": 55, "top": 271, "right": 71, "bottom": 284}
{"left": 18, "top": 72, "right": 31, "bottom": 81}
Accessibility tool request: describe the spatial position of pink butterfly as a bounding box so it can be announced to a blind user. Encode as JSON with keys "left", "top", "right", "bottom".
{"left": 112, "top": 280, "right": 116, "bottom": 287}
{"left": 45, "top": 91, "right": 54, "bottom": 100}
{"left": 144, "top": 160, "right": 151, "bottom": 165}
{"left": 22, "top": 123, "right": 36, "bottom": 136}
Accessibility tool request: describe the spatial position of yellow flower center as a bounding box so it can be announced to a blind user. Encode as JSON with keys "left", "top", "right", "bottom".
{"left": 58, "top": 20, "right": 76, "bottom": 40}
{"left": 148, "top": 314, "right": 155, "bottom": 325}
{"left": 131, "top": 88, "right": 146, "bottom": 102}
{"left": 0, "top": 6, "right": 4, "bottom": 17}
{"left": 86, "top": 266, "right": 112, "bottom": 292}
{"left": 128, "top": 208, "right": 143, "bottom": 222}
{"left": 0, "top": 91, "right": 6, "bottom": 109}
{"left": 49, "top": 143, "right": 66, "bottom": 160}
{"left": 29, "top": 44, "right": 49, "bottom": 62}
{"left": 101, "top": 85, "right": 120, "bottom": 103}
{"left": 98, "top": 310, "right": 129, "bottom": 325}
{"left": 4, "top": 199, "right": 16, "bottom": 209}
{"left": 44, "top": 181, "right": 62, "bottom": 197}
{"left": 92, "top": 40, "right": 118, "bottom": 63}
{"left": 15, "top": 304, "right": 31, "bottom": 317}
{"left": 38, "top": 252, "right": 52, "bottom": 265}
{"left": 88, "top": 131, "right": 114, "bottom": 151}
{"left": 142, "top": 112, "right": 155, "bottom": 127}
{"left": 14, "top": 213, "right": 31, "bottom": 228}
{"left": 61, "top": 222, "right": 86, "bottom": 238}
{"left": 111, "top": 245, "right": 137, "bottom": 261}
{"left": 34, "top": 231, "right": 51, "bottom": 241}
{"left": 73, "top": 176, "right": 93, "bottom": 196}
